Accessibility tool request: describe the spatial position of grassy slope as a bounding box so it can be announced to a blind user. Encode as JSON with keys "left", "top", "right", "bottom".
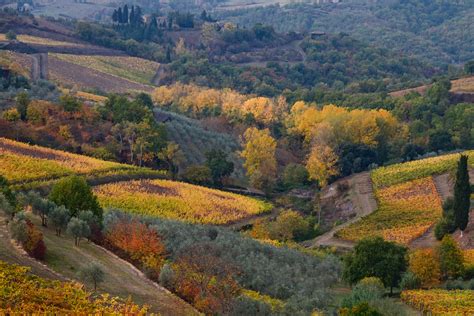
{"left": 28, "top": 215, "right": 199, "bottom": 315}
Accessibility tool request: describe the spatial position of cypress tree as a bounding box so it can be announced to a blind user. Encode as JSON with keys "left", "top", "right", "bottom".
{"left": 130, "top": 6, "right": 135, "bottom": 26}
{"left": 112, "top": 9, "right": 118, "bottom": 23}
{"left": 117, "top": 7, "right": 123, "bottom": 24}
{"left": 135, "top": 6, "right": 142, "bottom": 25}
{"left": 453, "top": 154, "right": 470, "bottom": 237}
{"left": 123, "top": 5, "right": 129, "bottom": 24}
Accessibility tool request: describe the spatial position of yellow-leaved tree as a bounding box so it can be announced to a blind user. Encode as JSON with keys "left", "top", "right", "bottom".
{"left": 306, "top": 144, "right": 339, "bottom": 188}
{"left": 408, "top": 248, "right": 441, "bottom": 288}
{"left": 241, "top": 127, "right": 277, "bottom": 193}
{"left": 241, "top": 97, "right": 276, "bottom": 125}
{"left": 306, "top": 143, "right": 339, "bottom": 224}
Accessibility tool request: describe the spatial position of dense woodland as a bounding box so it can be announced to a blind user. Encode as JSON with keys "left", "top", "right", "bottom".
{"left": 217, "top": 0, "right": 474, "bottom": 67}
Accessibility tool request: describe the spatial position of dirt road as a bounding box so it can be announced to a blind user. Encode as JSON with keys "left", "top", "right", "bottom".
{"left": 303, "top": 172, "right": 377, "bottom": 249}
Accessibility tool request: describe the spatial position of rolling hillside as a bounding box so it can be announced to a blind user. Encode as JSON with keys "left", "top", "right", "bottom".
{"left": 0, "top": 138, "right": 270, "bottom": 224}
{"left": 0, "top": 137, "right": 164, "bottom": 189}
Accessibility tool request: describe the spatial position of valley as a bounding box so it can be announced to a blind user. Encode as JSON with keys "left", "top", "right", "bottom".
{"left": 0, "top": 1, "right": 473, "bottom": 315}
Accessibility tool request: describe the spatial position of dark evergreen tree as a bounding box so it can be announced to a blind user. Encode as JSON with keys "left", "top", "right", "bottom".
{"left": 123, "top": 5, "right": 129, "bottom": 24}
{"left": 166, "top": 47, "right": 171, "bottom": 63}
{"left": 134, "top": 6, "right": 142, "bottom": 25}
{"left": 201, "top": 10, "right": 207, "bottom": 21}
{"left": 117, "top": 7, "right": 123, "bottom": 24}
{"left": 453, "top": 154, "right": 470, "bottom": 237}
{"left": 130, "top": 6, "right": 135, "bottom": 25}
{"left": 205, "top": 149, "right": 234, "bottom": 187}
{"left": 150, "top": 15, "right": 158, "bottom": 29}
{"left": 112, "top": 9, "right": 118, "bottom": 23}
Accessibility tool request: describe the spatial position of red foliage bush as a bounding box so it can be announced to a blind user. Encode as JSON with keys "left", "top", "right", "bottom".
{"left": 104, "top": 219, "right": 166, "bottom": 279}
{"left": 24, "top": 220, "right": 46, "bottom": 260}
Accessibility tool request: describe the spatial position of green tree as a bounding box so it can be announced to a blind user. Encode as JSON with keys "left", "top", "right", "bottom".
{"left": 78, "top": 263, "right": 105, "bottom": 290}
{"left": 49, "top": 176, "right": 102, "bottom": 221}
{"left": 464, "top": 60, "right": 474, "bottom": 75}
{"left": 343, "top": 237, "right": 407, "bottom": 294}
{"left": 434, "top": 197, "right": 456, "bottom": 240}
{"left": 59, "top": 94, "right": 82, "bottom": 112}
{"left": 135, "top": 93, "right": 154, "bottom": 109}
{"left": 5, "top": 30, "right": 16, "bottom": 40}
{"left": 282, "top": 163, "right": 309, "bottom": 189}
{"left": 158, "top": 142, "right": 184, "bottom": 179}
{"left": 437, "top": 235, "right": 464, "bottom": 279}
{"left": 182, "top": 165, "right": 212, "bottom": 185}
{"left": 205, "top": 149, "right": 234, "bottom": 186}
{"left": 342, "top": 277, "right": 385, "bottom": 308}
{"left": 453, "top": 155, "right": 470, "bottom": 237}
{"left": 270, "top": 210, "right": 311, "bottom": 241}
{"left": 0, "top": 175, "right": 16, "bottom": 209}
{"left": 15, "top": 92, "right": 30, "bottom": 120}
{"left": 67, "top": 217, "right": 91, "bottom": 246}
{"left": 0, "top": 193, "right": 16, "bottom": 219}
{"left": 48, "top": 205, "right": 70, "bottom": 236}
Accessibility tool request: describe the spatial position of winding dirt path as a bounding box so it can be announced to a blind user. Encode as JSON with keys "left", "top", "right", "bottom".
{"left": 303, "top": 172, "right": 377, "bottom": 249}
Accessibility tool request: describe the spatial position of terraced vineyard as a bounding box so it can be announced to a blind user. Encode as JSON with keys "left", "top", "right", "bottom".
{"left": 337, "top": 177, "right": 443, "bottom": 244}
{"left": 401, "top": 290, "right": 474, "bottom": 315}
{"left": 50, "top": 54, "right": 159, "bottom": 85}
{"left": 337, "top": 151, "right": 474, "bottom": 244}
{"left": 0, "top": 138, "right": 163, "bottom": 188}
{"left": 0, "top": 260, "right": 146, "bottom": 313}
{"left": 0, "top": 33, "right": 83, "bottom": 47}
{"left": 371, "top": 151, "right": 474, "bottom": 189}
{"left": 94, "top": 179, "right": 272, "bottom": 224}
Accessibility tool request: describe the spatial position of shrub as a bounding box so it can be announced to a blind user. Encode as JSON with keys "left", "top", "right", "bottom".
{"left": 437, "top": 235, "right": 465, "bottom": 279}
{"left": 342, "top": 277, "right": 385, "bottom": 308}
{"left": 282, "top": 163, "right": 309, "bottom": 189}
{"left": 2, "top": 108, "right": 20, "bottom": 122}
{"left": 104, "top": 217, "right": 165, "bottom": 279}
{"left": 399, "top": 272, "right": 421, "bottom": 290}
{"left": 0, "top": 193, "right": 16, "bottom": 219}
{"left": 230, "top": 296, "right": 272, "bottom": 316}
{"left": 10, "top": 216, "right": 46, "bottom": 260}
{"left": 78, "top": 263, "right": 105, "bottom": 290}
{"left": 408, "top": 249, "right": 440, "bottom": 288}
{"left": 5, "top": 30, "right": 16, "bottom": 40}
{"left": 158, "top": 263, "right": 174, "bottom": 288}
{"left": 463, "top": 265, "right": 474, "bottom": 280}
{"left": 445, "top": 279, "right": 465, "bottom": 290}
{"left": 434, "top": 197, "right": 456, "bottom": 240}
{"left": 181, "top": 165, "right": 212, "bottom": 185}
{"left": 339, "top": 302, "right": 382, "bottom": 316}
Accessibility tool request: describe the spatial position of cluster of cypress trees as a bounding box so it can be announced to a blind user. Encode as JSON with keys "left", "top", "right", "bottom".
{"left": 112, "top": 5, "right": 143, "bottom": 26}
